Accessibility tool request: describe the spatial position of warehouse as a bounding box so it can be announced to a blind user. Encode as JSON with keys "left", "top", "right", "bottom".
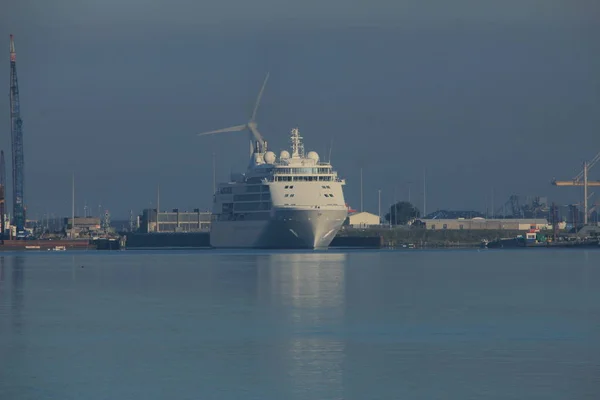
{"left": 418, "top": 218, "right": 552, "bottom": 231}
{"left": 140, "top": 209, "right": 211, "bottom": 233}
{"left": 346, "top": 212, "right": 381, "bottom": 228}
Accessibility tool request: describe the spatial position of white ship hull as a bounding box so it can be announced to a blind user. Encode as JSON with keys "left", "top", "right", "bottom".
{"left": 210, "top": 208, "right": 347, "bottom": 249}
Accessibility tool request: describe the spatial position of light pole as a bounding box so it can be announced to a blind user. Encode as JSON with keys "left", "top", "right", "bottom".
{"left": 378, "top": 189, "right": 381, "bottom": 223}
{"left": 360, "top": 168, "right": 363, "bottom": 213}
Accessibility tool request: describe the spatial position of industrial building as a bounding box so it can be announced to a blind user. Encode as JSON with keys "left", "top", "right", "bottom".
{"left": 346, "top": 212, "right": 381, "bottom": 228}
{"left": 64, "top": 217, "right": 102, "bottom": 237}
{"left": 418, "top": 218, "right": 559, "bottom": 231}
{"left": 139, "top": 209, "right": 211, "bottom": 233}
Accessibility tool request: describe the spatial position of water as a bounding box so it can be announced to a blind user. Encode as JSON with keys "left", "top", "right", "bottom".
{"left": 0, "top": 249, "right": 599, "bottom": 400}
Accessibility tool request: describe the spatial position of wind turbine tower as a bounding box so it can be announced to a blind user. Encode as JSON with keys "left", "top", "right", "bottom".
{"left": 9, "top": 35, "right": 26, "bottom": 236}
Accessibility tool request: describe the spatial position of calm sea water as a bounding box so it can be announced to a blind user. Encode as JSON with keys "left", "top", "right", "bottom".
{"left": 0, "top": 249, "right": 599, "bottom": 400}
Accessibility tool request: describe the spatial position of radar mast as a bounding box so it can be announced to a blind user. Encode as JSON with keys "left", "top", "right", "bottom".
{"left": 290, "top": 128, "right": 304, "bottom": 159}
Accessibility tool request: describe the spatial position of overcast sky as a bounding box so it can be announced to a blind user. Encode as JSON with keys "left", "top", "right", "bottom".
{"left": 1, "top": 0, "right": 599, "bottom": 219}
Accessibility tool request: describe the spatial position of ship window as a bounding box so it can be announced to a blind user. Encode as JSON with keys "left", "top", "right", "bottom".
{"left": 290, "top": 186, "right": 294, "bottom": 189}
{"left": 234, "top": 202, "right": 272, "bottom": 211}
{"left": 459, "top": 224, "right": 464, "bottom": 230}
{"left": 290, "top": 194, "right": 295, "bottom": 197}
{"left": 285, "top": 194, "right": 289, "bottom": 197}
{"left": 330, "top": 194, "right": 334, "bottom": 197}
{"left": 285, "top": 185, "right": 289, "bottom": 189}
{"left": 443, "top": 224, "right": 448, "bottom": 229}
{"left": 234, "top": 194, "right": 262, "bottom": 202}
{"left": 290, "top": 167, "right": 318, "bottom": 174}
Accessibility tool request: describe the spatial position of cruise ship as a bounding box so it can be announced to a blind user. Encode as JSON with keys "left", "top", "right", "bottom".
{"left": 210, "top": 128, "right": 347, "bottom": 248}
{"left": 198, "top": 74, "right": 348, "bottom": 248}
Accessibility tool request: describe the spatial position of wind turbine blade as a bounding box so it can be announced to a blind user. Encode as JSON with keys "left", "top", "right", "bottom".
{"left": 197, "top": 124, "right": 247, "bottom": 136}
{"left": 248, "top": 124, "right": 265, "bottom": 144}
{"left": 251, "top": 72, "right": 270, "bottom": 121}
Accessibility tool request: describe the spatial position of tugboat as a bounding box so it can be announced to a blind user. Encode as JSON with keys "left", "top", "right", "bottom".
{"left": 484, "top": 229, "right": 600, "bottom": 249}
{"left": 485, "top": 230, "right": 545, "bottom": 248}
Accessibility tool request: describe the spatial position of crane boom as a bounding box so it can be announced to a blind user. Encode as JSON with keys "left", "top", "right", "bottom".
{"left": 552, "top": 150, "right": 600, "bottom": 226}
{"left": 552, "top": 180, "right": 600, "bottom": 187}
{"left": 574, "top": 151, "right": 600, "bottom": 182}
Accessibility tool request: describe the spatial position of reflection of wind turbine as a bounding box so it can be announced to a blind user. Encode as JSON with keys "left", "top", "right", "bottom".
{"left": 198, "top": 73, "right": 270, "bottom": 156}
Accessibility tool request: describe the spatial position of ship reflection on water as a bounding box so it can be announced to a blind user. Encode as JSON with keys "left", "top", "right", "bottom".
{"left": 0, "top": 251, "right": 597, "bottom": 399}
{"left": 262, "top": 252, "right": 347, "bottom": 398}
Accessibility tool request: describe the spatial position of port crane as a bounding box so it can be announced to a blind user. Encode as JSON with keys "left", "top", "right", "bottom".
{"left": 551, "top": 150, "right": 600, "bottom": 224}
{"left": 9, "top": 35, "right": 26, "bottom": 236}
{"left": 0, "top": 151, "right": 5, "bottom": 242}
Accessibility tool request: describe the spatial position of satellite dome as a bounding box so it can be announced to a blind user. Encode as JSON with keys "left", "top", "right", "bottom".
{"left": 264, "top": 151, "right": 276, "bottom": 164}
{"left": 280, "top": 150, "right": 290, "bottom": 160}
{"left": 307, "top": 151, "right": 319, "bottom": 162}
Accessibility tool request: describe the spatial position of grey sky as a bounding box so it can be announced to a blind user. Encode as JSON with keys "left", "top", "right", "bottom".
{"left": 1, "top": 0, "right": 599, "bottom": 219}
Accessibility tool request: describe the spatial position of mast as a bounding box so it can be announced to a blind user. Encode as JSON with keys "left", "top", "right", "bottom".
{"left": 360, "top": 168, "right": 363, "bottom": 212}
{"left": 0, "top": 150, "right": 5, "bottom": 242}
{"left": 584, "top": 161, "right": 588, "bottom": 225}
{"left": 212, "top": 151, "right": 216, "bottom": 194}
{"left": 378, "top": 189, "right": 381, "bottom": 223}
{"left": 290, "top": 128, "right": 304, "bottom": 158}
{"left": 71, "top": 173, "right": 75, "bottom": 239}
{"left": 156, "top": 183, "right": 160, "bottom": 232}
{"left": 423, "top": 168, "right": 427, "bottom": 217}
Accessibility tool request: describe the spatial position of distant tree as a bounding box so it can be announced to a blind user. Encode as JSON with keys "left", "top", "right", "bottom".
{"left": 385, "top": 201, "right": 420, "bottom": 225}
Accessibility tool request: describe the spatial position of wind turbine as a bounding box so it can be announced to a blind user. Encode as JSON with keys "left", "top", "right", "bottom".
{"left": 198, "top": 73, "right": 270, "bottom": 156}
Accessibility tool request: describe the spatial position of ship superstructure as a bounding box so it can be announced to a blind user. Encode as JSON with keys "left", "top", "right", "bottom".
{"left": 198, "top": 75, "right": 348, "bottom": 248}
